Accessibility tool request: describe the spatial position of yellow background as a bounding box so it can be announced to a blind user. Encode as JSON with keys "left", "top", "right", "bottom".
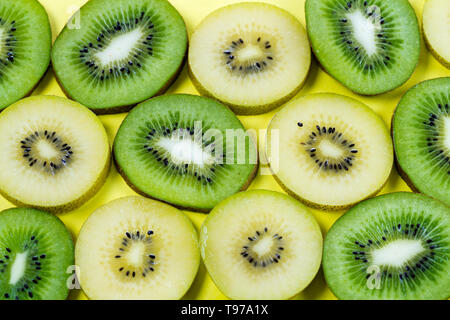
{"left": 0, "top": 0, "right": 448, "bottom": 300}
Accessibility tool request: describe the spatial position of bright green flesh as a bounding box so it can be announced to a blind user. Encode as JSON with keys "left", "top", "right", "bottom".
{"left": 51, "top": 0, "right": 187, "bottom": 113}
{"left": 113, "top": 94, "right": 257, "bottom": 212}
{"left": 0, "top": 0, "right": 51, "bottom": 111}
{"left": 0, "top": 208, "right": 74, "bottom": 300}
{"left": 323, "top": 192, "right": 450, "bottom": 300}
{"left": 393, "top": 77, "right": 450, "bottom": 205}
{"left": 305, "top": 0, "right": 420, "bottom": 95}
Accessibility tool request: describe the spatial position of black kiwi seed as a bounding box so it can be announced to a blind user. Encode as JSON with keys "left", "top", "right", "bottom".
{"left": 299, "top": 124, "right": 357, "bottom": 172}
{"left": 240, "top": 227, "right": 285, "bottom": 268}
{"left": 77, "top": 11, "right": 157, "bottom": 82}
{"left": 422, "top": 103, "right": 449, "bottom": 168}
{"left": 115, "top": 230, "right": 156, "bottom": 278}
{"left": 20, "top": 130, "right": 73, "bottom": 174}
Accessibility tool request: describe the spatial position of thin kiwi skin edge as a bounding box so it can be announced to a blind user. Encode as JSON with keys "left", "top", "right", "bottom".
{"left": 423, "top": 27, "right": 450, "bottom": 69}
{"left": 0, "top": 155, "right": 111, "bottom": 214}
{"left": 112, "top": 138, "right": 259, "bottom": 214}
{"left": 188, "top": 59, "right": 311, "bottom": 116}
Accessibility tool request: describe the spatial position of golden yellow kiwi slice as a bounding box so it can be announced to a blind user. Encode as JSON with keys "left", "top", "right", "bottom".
{"left": 423, "top": 0, "right": 450, "bottom": 68}
{"left": 266, "top": 93, "right": 393, "bottom": 210}
{"left": 0, "top": 96, "right": 110, "bottom": 213}
{"left": 200, "top": 190, "right": 323, "bottom": 300}
{"left": 188, "top": 2, "right": 311, "bottom": 115}
{"left": 75, "top": 196, "right": 200, "bottom": 300}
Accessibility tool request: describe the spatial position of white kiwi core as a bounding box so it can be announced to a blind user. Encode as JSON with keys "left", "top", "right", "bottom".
{"left": 371, "top": 239, "right": 425, "bottom": 268}
{"left": 157, "top": 136, "right": 215, "bottom": 167}
{"left": 347, "top": 10, "right": 379, "bottom": 56}
{"left": 9, "top": 252, "right": 28, "bottom": 285}
{"left": 95, "top": 28, "right": 144, "bottom": 67}
{"left": 443, "top": 116, "right": 450, "bottom": 153}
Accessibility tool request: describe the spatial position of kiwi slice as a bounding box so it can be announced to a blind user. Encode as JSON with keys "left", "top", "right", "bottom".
{"left": 423, "top": 0, "right": 450, "bottom": 68}
{"left": 51, "top": 0, "right": 187, "bottom": 114}
{"left": 0, "top": 207, "right": 74, "bottom": 300}
{"left": 0, "top": 0, "right": 51, "bottom": 111}
{"left": 113, "top": 94, "right": 258, "bottom": 212}
{"left": 200, "top": 190, "right": 323, "bottom": 300}
{"left": 392, "top": 77, "right": 450, "bottom": 205}
{"left": 323, "top": 192, "right": 450, "bottom": 300}
{"left": 266, "top": 93, "right": 393, "bottom": 210}
{"left": 306, "top": 0, "right": 420, "bottom": 95}
{"left": 0, "top": 96, "right": 110, "bottom": 213}
{"left": 75, "top": 196, "right": 200, "bottom": 300}
{"left": 188, "top": 2, "right": 311, "bottom": 115}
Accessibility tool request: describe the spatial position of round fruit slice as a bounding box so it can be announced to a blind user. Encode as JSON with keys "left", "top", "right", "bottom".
{"left": 423, "top": 0, "right": 450, "bottom": 68}
{"left": 393, "top": 77, "right": 450, "bottom": 205}
{"left": 200, "top": 190, "right": 322, "bottom": 300}
{"left": 323, "top": 192, "right": 450, "bottom": 300}
{"left": 0, "top": 96, "right": 110, "bottom": 213}
{"left": 0, "top": 207, "right": 74, "bottom": 300}
{"left": 51, "top": 0, "right": 187, "bottom": 113}
{"left": 188, "top": 2, "right": 311, "bottom": 115}
{"left": 306, "top": 0, "right": 420, "bottom": 95}
{"left": 0, "top": 0, "right": 51, "bottom": 110}
{"left": 75, "top": 196, "right": 200, "bottom": 300}
{"left": 113, "top": 94, "right": 258, "bottom": 212}
{"left": 267, "top": 93, "right": 393, "bottom": 210}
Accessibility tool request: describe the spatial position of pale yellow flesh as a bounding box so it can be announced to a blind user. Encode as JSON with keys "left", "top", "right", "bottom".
{"left": 200, "top": 190, "right": 323, "bottom": 300}
{"left": 189, "top": 2, "right": 311, "bottom": 113}
{"left": 267, "top": 93, "right": 393, "bottom": 209}
{"left": 75, "top": 196, "right": 200, "bottom": 300}
{"left": 423, "top": 0, "right": 450, "bottom": 68}
{"left": 0, "top": 96, "right": 110, "bottom": 210}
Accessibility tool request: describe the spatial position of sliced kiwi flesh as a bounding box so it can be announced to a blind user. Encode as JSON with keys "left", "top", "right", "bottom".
{"left": 113, "top": 94, "right": 258, "bottom": 212}
{"left": 75, "top": 196, "right": 200, "bottom": 300}
{"left": 0, "top": 96, "right": 111, "bottom": 213}
{"left": 393, "top": 77, "right": 450, "bottom": 205}
{"left": 306, "top": 0, "right": 420, "bottom": 95}
{"left": 51, "top": 0, "right": 187, "bottom": 113}
{"left": 267, "top": 93, "right": 393, "bottom": 210}
{"left": 200, "top": 190, "right": 322, "bottom": 300}
{"left": 323, "top": 192, "right": 450, "bottom": 300}
{"left": 423, "top": 0, "right": 450, "bottom": 68}
{"left": 0, "top": 208, "right": 74, "bottom": 300}
{"left": 0, "top": 0, "right": 51, "bottom": 111}
{"left": 188, "top": 2, "right": 311, "bottom": 115}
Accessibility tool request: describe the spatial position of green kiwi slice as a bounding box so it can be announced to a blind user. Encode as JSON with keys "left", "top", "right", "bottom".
{"left": 0, "top": 0, "right": 51, "bottom": 111}
{"left": 75, "top": 196, "right": 200, "bottom": 300}
{"left": 393, "top": 77, "right": 449, "bottom": 205}
{"left": 51, "top": 0, "right": 187, "bottom": 114}
{"left": 113, "top": 94, "right": 258, "bottom": 212}
{"left": 306, "top": 0, "right": 420, "bottom": 95}
{"left": 0, "top": 96, "right": 111, "bottom": 213}
{"left": 0, "top": 207, "right": 74, "bottom": 300}
{"left": 323, "top": 192, "right": 450, "bottom": 300}
{"left": 200, "top": 190, "right": 323, "bottom": 300}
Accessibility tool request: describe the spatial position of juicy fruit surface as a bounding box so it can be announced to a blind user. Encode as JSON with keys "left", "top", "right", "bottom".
{"left": 51, "top": 0, "right": 187, "bottom": 112}
{"left": 75, "top": 196, "right": 200, "bottom": 300}
{"left": 0, "top": 208, "right": 74, "bottom": 300}
{"left": 113, "top": 94, "right": 257, "bottom": 212}
{"left": 267, "top": 93, "right": 393, "bottom": 209}
{"left": 0, "top": 96, "right": 110, "bottom": 213}
{"left": 0, "top": 0, "right": 51, "bottom": 110}
{"left": 393, "top": 78, "right": 450, "bottom": 205}
{"left": 189, "top": 2, "right": 311, "bottom": 114}
{"left": 200, "top": 190, "right": 323, "bottom": 300}
{"left": 423, "top": 0, "right": 450, "bottom": 68}
{"left": 306, "top": 0, "right": 420, "bottom": 95}
{"left": 323, "top": 192, "right": 450, "bottom": 300}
